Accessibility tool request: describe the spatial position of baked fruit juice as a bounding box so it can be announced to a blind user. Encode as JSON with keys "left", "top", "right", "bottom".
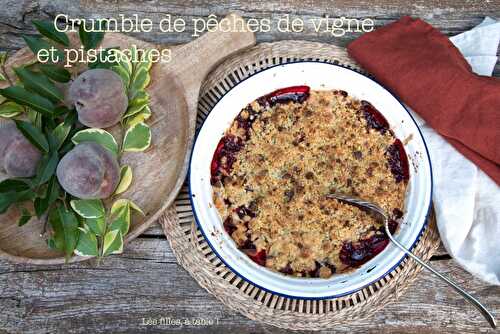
{"left": 211, "top": 86, "right": 409, "bottom": 278}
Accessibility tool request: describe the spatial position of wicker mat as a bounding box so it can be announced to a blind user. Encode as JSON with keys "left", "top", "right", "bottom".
{"left": 159, "top": 41, "right": 440, "bottom": 331}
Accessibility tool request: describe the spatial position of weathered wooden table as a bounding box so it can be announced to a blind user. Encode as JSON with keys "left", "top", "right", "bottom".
{"left": 1, "top": 1, "right": 499, "bottom": 333}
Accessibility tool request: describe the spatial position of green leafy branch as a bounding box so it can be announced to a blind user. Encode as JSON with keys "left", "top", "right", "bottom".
{"left": 0, "top": 19, "right": 147, "bottom": 262}
{"left": 71, "top": 198, "right": 144, "bottom": 257}
{"left": 62, "top": 47, "right": 154, "bottom": 257}
{"left": 0, "top": 19, "right": 155, "bottom": 262}
{"left": 0, "top": 20, "right": 79, "bottom": 258}
{"left": 112, "top": 47, "right": 153, "bottom": 154}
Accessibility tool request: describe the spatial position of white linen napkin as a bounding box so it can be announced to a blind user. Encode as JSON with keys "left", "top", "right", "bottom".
{"left": 409, "top": 17, "right": 500, "bottom": 285}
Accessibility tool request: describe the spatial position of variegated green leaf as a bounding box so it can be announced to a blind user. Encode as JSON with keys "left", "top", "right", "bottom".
{"left": 128, "top": 200, "right": 144, "bottom": 216}
{"left": 114, "top": 49, "right": 132, "bottom": 74}
{"left": 125, "top": 106, "right": 151, "bottom": 127}
{"left": 52, "top": 121, "right": 72, "bottom": 149}
{"left": 110, "top": 199, "right": 128, "bottom": 217}
{"left": 108, "top": 202, "right": 130, "bottom": 236}
{"left": 111, "top": 198, "right": 144, "bottom": 217}
{"left": 114, "top": 165, "right": 133, "bottom": 195}
{"left": 123, "top": 101, "right": 148, "bottom": 119}
{"left": 102, "top": 229, "right": 123, "bottom": 256}
{"left": 72, "top": 128, "right": 118, "bottom": 156}
{"left": 124, "top": 91, "right": 149, "bottom": 119}
{"left": 70, "top": 199, "right": 105, "bottom": 219}
{"left": 74, "top": 225, "right": 99, "bottom": 257}
{"left": 111, "top": 65, "right": 130, "bottom": 89}
{"left": 122, "top": 122, "right": 151, "bottom": 152}
{"left": 0, "top": 101, "right": 24, "bottom": 118}
{"left": 128, "top": 67, "right": 150, "bottom": 99}
{"left": 85, "top": 216, "right": 106, "bottom": 237}
{"left": 27, "top": 108, "right": 43, "bottom": 129}
{"left": 130, "top": 90, "right": 149, "bottom": 105}
{"left": 136, "top": 49, "right": 153, "bottom": 72}
{"left": 0, "top": 51, "right": 7, "bottom": 65}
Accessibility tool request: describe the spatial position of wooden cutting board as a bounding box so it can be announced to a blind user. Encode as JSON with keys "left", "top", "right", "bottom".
{"left": 0, "top": 13, "right": 255, "bottom": 264}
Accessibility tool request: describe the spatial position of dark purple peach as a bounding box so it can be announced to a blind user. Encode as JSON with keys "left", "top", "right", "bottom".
{"left": 0, "top": 121, "right": 41, "bottom": 177}
{"left": 56, "top": 142, "right": 120, "bottom": 199}
{"left": 69, "top": 69, "right": 127, "bottom": 128}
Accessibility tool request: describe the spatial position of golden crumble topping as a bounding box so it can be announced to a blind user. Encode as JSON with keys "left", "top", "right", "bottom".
{"left": 211, "top": 86, "right": 409, "bottom": 278}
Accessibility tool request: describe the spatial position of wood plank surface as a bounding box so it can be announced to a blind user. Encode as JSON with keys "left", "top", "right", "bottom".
{"left": 1, "top": 238, "right": 499, "bottom": 334}
{"left": 0, "top": 1, "right": 499, "bottom": 333}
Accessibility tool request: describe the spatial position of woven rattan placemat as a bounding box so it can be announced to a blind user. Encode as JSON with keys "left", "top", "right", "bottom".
{"left": 159, "top": 41, "right": 440, "bottom": 330}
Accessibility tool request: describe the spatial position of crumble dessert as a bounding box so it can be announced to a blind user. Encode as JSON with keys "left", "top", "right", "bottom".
{"left": 211, "top": 86, "right": 409, "bottom": 278}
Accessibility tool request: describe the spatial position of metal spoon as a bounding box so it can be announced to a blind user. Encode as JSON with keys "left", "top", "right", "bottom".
{"left": 327, "top": 193, "right": 497, "bottom": 329}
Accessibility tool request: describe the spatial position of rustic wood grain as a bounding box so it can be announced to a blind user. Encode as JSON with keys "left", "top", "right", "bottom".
{"left": 0, "top": 237, "right": 498, "bottom": 334}
{"left": 0, "top": 0, "right": 498, "bottom": 74}
{"left": 0, "top": 1, "right": 499, "bottom": 333}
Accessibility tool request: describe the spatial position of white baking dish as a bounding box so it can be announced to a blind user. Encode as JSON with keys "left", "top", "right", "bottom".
{"left": 189, "top": 61, "right": 432, "bottom": 299}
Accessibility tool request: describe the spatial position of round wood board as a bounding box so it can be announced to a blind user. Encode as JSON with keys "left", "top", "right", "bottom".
{"left": 0, "top": 15, "right": 255, "bottom": 264}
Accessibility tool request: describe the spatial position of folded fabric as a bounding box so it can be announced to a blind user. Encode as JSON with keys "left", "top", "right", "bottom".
{"left": 347, "top": 16, "right": 500, "bottom": 285}
{"left": 347, "top": 16, "right": 500, "bottom": 185}
{"left": 433, "top": 18, "right": 500, "bottom": 285}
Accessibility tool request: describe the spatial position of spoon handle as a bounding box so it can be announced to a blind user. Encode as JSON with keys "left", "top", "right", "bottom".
{"left": 327, "top": 193, "right": 496, "bottom": 329}
{"left": 384, "top": 224, "right": 497, "bottom": 329}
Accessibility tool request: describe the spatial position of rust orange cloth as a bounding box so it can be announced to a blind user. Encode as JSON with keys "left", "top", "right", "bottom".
{"left": 347, "top": 16, "right": 500, "bottom": 185}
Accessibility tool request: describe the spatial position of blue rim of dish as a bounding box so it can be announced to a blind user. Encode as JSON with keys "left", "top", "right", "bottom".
{"left": 188, "top": 60, "right": 434, "bottom": 300}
